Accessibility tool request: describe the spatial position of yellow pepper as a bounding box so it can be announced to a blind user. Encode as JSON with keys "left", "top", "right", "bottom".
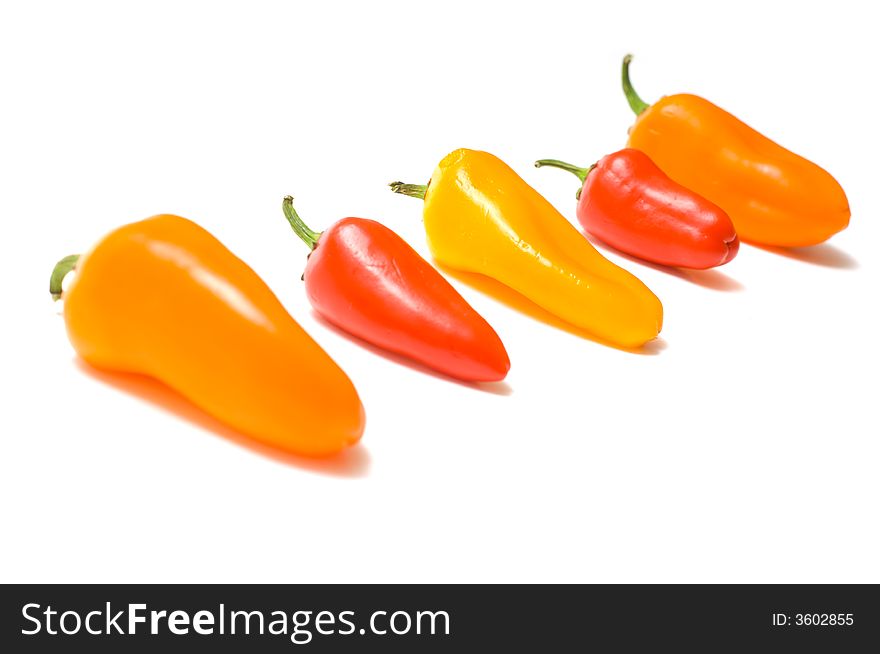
{"left": 390, "top": 148, "right": 663, "bottom": 348}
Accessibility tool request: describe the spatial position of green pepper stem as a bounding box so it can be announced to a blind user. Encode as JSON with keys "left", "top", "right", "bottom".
{"left": 282, "top": 196, "right": 322, "bottom": 251}
{"left": 534, "top": 159, "right": 593, "bottom": 183}
{"left": 49, "top": 254, "right": 80, "bottom": 301}
{"left": 389, "top": 181, "right": 427, "bottom": 200}
{"left": 622, "top": 54, "right": 650, "bottom": 116}
{"left": 534, "top": 159, "right": 596, "bottom": 200}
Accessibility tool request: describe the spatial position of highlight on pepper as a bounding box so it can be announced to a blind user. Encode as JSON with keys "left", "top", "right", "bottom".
{"left": 390, "top": 148, "right": 663, "bottom": 349}
{"left": 50, "top": 214, "right": 365, "bottom": 457}
{"left": 620, "top": 54, "right": 850, "bottom": 248}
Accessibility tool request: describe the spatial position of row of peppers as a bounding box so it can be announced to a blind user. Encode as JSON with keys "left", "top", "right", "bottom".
{"left": 49, "top": 56, "right": 850, "bottom": 458}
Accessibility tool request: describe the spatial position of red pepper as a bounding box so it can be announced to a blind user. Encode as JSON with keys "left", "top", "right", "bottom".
{"left": 535, "top": 149, "right": 740, "bottom": 269}
{"left": 281, "top": 196, "right": 510, "bottom": 382}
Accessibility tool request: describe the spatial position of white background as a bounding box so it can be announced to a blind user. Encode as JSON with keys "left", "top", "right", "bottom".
{"left": 1, "top": 1, "right": 877, "bottom": 583}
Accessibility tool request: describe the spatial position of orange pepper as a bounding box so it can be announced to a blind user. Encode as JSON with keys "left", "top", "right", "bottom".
{"left": 622, "top": 55, "right": 850, "bottom": 247}
{"left": 50, "top": 214, "right": 365, "bottom": 457}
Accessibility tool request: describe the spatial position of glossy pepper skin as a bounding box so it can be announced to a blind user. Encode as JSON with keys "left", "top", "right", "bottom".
{"left": 281, "top": 197, "right": 509, "bottom": 382}
{"left": 621, "top": 55, "right": 850, "bottom": 247}
{"left": 535, "top": 149, "right": 739, "bottom": 269}
{"left": 50, "top": 214, "right": 365, "bottom": 457}
{"left": 390, "top": 148, "right": 663, "bottom": 348}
